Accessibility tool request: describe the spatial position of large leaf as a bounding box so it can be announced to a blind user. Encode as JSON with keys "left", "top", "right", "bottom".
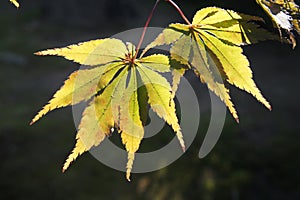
{"left": 32, "top": 6, "right": 277, "bottom": 181}
{"left": 144, "top": 7, "right": 273, "bottom": 121}
{"left": 32, "top": 39, "right": 184, "bottom": 180}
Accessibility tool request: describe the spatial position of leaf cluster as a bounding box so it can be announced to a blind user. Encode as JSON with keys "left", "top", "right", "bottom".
{"left": 29, "top": 3, "right": 299, "bottom": 180}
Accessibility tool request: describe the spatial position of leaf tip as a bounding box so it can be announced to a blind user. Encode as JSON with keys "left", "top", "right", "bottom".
{"left": 126, "top": 173, "right": 131, "bottom": 182}
{"left": 62, "top": 139, "right": 86, "bottom": 173}
{"left": 126, "top": 152, "right": 135, "bottom": 182}
{"left": 62, "top": 161, "right": 71, "bottom": 173}
{"left": 175, "top": 130, "right": 186, "bottom": 153}
{"left": 229, "top": 107, "right": 239, "bottom": 124}
{"left": 263, "top": 101, "right": 272, "bottom": 111}
{"left": 30, "top": 113, "right": 42, "bottom": 125}
{"left": 30, "top": 112, "right": 43, "bottom": 125}
{"left": 267, "top": 104, "right": 272, "bottom": 111}
{"left": 34, "top": 51, "right": 43, "bottom": 56}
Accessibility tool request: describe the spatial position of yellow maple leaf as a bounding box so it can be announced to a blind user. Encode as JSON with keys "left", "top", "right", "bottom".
{"left": 33, "top": 39, "right": 184, "bottom": 180}
{"left": 32, "top": 7, "right": 277, "bottom": 180}
{"left": 143, "top": 7, "right": 274, "bottom": 122}
{"left": 63, "top": 68, "right": 128, "bottom": 172}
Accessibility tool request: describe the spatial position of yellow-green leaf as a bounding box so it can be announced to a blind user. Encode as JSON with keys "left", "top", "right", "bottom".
{"left": 119, "top": 69, "right": 144, "bottom": 181}
{"left": 144, "top": 7, "right": 273, "bottom": 121}
{"left": 170, "top": 59, "right": 188, "bottom": 99}
{"left": 165, "top": 23, "right": 238, "bottom": 120}
{"left": 31, "top": 62, "right": 123, "bottom": 124}
{"left": 32, "top": 5, "right": 280, "bottom": 181}
{"left": 35, "top": 39, "right": 127, "bottom": 66}
{"left": 189, "top": 35, "right": 239, "bottom": 120}
{"left": 63, "top": 68, "right": 128, "bottom": 171}
{"left": 192, "top": 7, "right": 277, "bottom": 45}
{"left": 139, "top": 54, "right": 170, "bottom": 72}
{"left": 137, "top": 65, "right": 185, "bottom": 151}
{"left": 200, "top": 31, "right": 271, "bottom": 110}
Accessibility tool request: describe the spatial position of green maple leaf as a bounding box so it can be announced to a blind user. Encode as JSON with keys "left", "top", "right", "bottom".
{"left": 31, "top": 6, "right": 279, "bottom": 181}
{"left": 143, "top": 6, "right": 275, "bottom": 121}
{"left": 31, "top": 39, "right": 184, "bottom": 181}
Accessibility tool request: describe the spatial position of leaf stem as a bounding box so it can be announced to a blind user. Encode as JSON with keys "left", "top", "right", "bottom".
{"left": 134, "top": 0, "right": 161, "bottom": 60}
{"left": 166, "top": 0, "right": 191, "bottom": 25}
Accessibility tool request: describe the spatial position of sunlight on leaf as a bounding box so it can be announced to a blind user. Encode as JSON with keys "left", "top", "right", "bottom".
{"left": 32, "top": 6, "right": 279, "bottom": 181}
{"left": 62, "top": 68, "right": 128, "bottom": 172}
{"left": 144, "top": 7, "right": 274, "bottom": 121}
{"left": 35, "top": 39, "right": 127, "bottom": 66}
{"left": 137, "top": 64, "right": 185, "bottom": 151}
{"left": 30, "top": 62, "right": 123, "bottom": 125}
{"left": 32, "top": 39, "right": 184, "bottom": 180}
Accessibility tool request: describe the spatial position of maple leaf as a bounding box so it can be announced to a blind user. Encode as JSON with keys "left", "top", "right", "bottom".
{"left": 32, "top": 39, "right": 184, "bottom": 181}
{"left": 256, "top": 0, "right": 300, "bottom": 48}
{"left": 31, "top": 5, "right": 279, "bottom": 181}
{"left": 143, "top": 7, "right": 274, "bottom": 122}
{"left": 169, "top": 59, "right": 188, "bottom": 99}
{"left": 62, "top": 68, "right": 128, "bottom": 174}
{"left": 10, "top": 0, "right": 19, "bottom": 8}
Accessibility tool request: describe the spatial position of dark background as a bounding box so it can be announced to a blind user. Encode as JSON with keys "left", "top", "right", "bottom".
{"left": 1, "top": 0, "right": 300, "bottom": 199}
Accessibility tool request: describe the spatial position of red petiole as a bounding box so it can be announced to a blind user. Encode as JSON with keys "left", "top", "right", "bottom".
{"left": 133, "top": 0, "right": 161, "bottom": 61}
{"left": 134, "top": 0, "right": 192, "bottom": 60}
{"left": 166, "top": 0, "right": 191, "bottom": 25}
